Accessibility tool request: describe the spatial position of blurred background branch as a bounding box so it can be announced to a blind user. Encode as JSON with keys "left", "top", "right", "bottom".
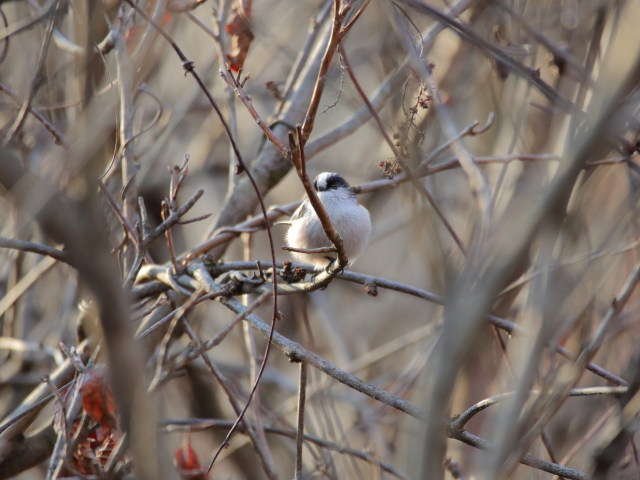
{"left": 1, "top": 1, "right": 640, "bottom": 479}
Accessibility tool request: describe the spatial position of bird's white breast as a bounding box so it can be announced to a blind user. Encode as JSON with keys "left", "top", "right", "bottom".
{"left": 286, "top": 189, "right": 371, "bottom": 267}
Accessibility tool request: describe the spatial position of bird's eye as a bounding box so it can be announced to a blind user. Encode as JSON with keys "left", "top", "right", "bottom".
{"left": 327, "top": 176, "right": 348, "bottom": 190}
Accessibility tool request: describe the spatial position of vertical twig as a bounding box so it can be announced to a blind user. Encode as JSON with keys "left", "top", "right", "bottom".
{"left": 295, "top": 361, "right": 308, "bottom": 480}
{"left": 161, "top": 201, "right": 180, "bottom": 273}
{"left": 300, "top": 0, "right": 349, "bottom": 145}
{"left": 115, "top": 16, "right": 139, "bottom": 274}
{"left": 211, "top": 0, "right": 239, "bottom": 193}
{"left": 240, "top": 229, "right": 279, "bottom": 477}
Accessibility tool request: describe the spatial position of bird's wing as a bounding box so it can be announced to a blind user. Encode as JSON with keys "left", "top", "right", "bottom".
{"left": 290, "top": 201, "right": 309, "bottom": 221}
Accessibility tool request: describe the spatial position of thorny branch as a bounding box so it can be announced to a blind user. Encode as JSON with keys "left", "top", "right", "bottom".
{"left": 135, "top": 260, "right": 628, "bottom": 387}
{"left": 144, "top": 260, "right": 607, "bottom": 480}
{"left": 220, "top": 68, "right": 290, "bottom": 159}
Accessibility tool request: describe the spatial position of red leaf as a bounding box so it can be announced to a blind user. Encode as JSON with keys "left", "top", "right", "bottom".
{"left": 175, "top": 434, "right": 209, "bottom": 480}
{"left": 81, "top": 366, "right": 117, "bottom": 427}
{"left": 225, "top": 6, "right": 254, "bottom": 72}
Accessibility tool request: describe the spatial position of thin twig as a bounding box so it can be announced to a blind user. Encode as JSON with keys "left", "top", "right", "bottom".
{"left": 170, "top": 292, "right": 271, "bottom": 369}
{"left": 0, "top": 0, "right": 57, "bottom": 43}
{"left": 395, "top": 0, "right": 575, "bottom": 112}
{"left": 304, "top": 0, "right": 476, "bottom": 160}
{"left": 494, "top": 0, "right": 589, "bottom": 81}
{"left": 4, "top": 0, "right": 59, "bottom": 145}
{"left": 0, "top": 255, "right": 58, "bottom": 318}
{"left": 300, "top": 0, "right": 350, "bottom": 144}
{"left": 43, "top": 375, "right": 68, "bottom": 480}
{"left": 117, "top": 16, "right": 282, "bottom": 470}
{"left": 577, "top": 262, "right": 640, "bottom": 370}
{"left": 115, "top": 22, "right": 139, "bottom": 274}
{"left": 393, "top": 5, "right": 494, "bottom": 227}
{"left": 451, "top": 386, "right": 628, "bottom": 431}
{"left": 553, "top": 406, "right": 616, "bottom": 480}
{"left": 219, "top": 68, "right": 290, "bottom": 159}
{"left": 161, "top": 201, "right": 180, "bottom": 273}
{"left": 338, "top": 43, "right": 469, "bottom": 256}
{"left": 454, "top": 430, "right": 587, "bottom": 480}
{"left": 187, "top": 265, "right": 278, "bottom": 475}
{"left": 183, "top": 201, "right": 299, "bottom": 261}
{"left": 98, "top": 181, "right": 140, "bottom": 250}
{"left": 135, "top": 260, "right": 628, "bottom": 387}
{"left": 290, "top": 126, "right": 348, "bottom": 270}
{"left": 0, "top": 341, "right": 91, "bottom": 440}
{"left": 282, "top": 245, "right": 337, "bottom": 254}
{"left": 420, "top": 113, "right": 495, "bottom": 166}
{"left": 220, "top": 294, "right": 428, "bottom": 419}
{"left": 295, "top": 362, "right": 307, "bottom": 479}
{"left": 163, "top": 418, "right": 411, "bottom": 480}
{"left": 180, "top": 308, "right": 280, "bottom": 480}
{"left": 0, "top": 82, "right": 68, "bottom": 146}
{"left": 144, "top": 189, "right": 204, "bottom": 248}
{"left": 239, "top": 225, "right": 279, "bottom": 478}
{"left": 135, "top": 290, "right": 227, "bottom": 340}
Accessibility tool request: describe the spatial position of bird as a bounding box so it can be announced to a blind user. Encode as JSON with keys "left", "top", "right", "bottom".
{"left": 284, "top": 172, "right": 371, "bottom": 268}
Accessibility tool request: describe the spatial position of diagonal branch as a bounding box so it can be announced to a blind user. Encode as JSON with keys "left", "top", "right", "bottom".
{"left": 395, "top": 0, "right": 575, "bottom": 112}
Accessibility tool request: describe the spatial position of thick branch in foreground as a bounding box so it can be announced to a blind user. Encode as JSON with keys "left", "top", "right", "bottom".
{"left": 0, "top": 149, "right": 167, "bottom": 480}
{"left": 0, "top": 425, "right": 56, "bottom": 480}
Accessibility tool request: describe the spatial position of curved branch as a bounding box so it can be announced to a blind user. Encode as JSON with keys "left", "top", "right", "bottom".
{"left": 450, "top": 386, "right": 628, "bottom": 431}
{"left": 0, "top": 237, "right": 70, "bottom": 265}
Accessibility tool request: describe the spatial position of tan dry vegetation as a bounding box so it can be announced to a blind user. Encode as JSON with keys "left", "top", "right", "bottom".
{"left": 1, "top": 1, "right": 640, "bottom": 479}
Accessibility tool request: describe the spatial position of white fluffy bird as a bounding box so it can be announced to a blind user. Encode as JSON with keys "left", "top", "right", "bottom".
{"left": 285, "top": 172, "right": 372, "bottom": 268}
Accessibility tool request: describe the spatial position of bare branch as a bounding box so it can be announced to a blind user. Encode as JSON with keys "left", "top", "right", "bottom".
{"left": 0, "top": 237, "right": 70, "bottom": 265}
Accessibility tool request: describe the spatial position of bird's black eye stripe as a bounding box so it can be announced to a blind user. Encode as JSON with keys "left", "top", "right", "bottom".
{"left": 326, "top": 176, "right": 349, "bottom": 190}
{"left": 313, "top": 172, "right": 350, "bottom": 192}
